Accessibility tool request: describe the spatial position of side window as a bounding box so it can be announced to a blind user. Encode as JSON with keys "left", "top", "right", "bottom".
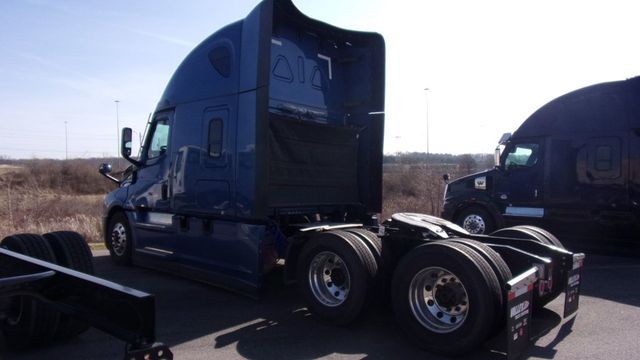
{"left": 589, "top": 138, "right": 621, "bottom": 180}
{"left": 504, "top": 143, "right": 540, "bottom": 170}
{"left": 146, "top": 118, "right": 170, "bottom": 159}
{"left": 595, "top": 145, "right": 613, "bottom": 171}
{"left": 577, "top": 137, "right": 621, "bottom": 183}
{"left": 208, "top": 118, "right": 223, "bottom": 158}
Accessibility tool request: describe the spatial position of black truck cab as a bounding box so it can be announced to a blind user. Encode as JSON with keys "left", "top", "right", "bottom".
{"left": 443, "top": 76, "right": 640, "bottom": 243}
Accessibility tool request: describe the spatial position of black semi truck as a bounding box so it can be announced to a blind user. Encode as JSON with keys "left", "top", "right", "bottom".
{"left": 443, "top": 76, "right": 640, "bottom": 246}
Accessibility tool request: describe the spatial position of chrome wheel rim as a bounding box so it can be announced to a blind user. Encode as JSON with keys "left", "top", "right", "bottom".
{"left": 462, "top": 214, "right": 485, "bottom": 234}
{"left": 409, "top": 266, "right": 469, "bottom": 333}
{"left": 110, "top": 222, "right": 127, "bottom": 256}
{"left": 308, "top": 251, "right": 350, "bottom": 307}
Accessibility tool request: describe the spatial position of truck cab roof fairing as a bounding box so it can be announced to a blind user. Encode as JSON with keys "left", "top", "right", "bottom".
{"left": 157, "top": 0, "right": 385, "bottom": 116}
{"left": 513, "top": 76, "right": 640, "bottom": 139}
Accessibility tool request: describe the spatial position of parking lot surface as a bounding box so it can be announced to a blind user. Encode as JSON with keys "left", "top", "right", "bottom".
{"left": 8, "top": 250, "right": 640, "bottom": 360}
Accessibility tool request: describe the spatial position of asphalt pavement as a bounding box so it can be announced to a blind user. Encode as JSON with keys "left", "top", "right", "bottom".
{"left": 6, "top": 250, "right": 640, "bottom": 360}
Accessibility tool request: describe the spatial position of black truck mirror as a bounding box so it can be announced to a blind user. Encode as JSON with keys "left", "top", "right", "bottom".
{"left": 121, "top": 127, "right": 142, "bottom": 167}
{"left": 121, "top": 128, "right": 133, "bottom": 157}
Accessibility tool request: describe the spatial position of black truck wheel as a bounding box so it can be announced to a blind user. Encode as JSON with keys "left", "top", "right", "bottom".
{"left": 43, "top": 231, "right": 94, "bottom": 340}
{"left": 107, "top": 212, "right": 133, "bottom": 265}
{"left": 297, "top": 230, "right": 378, "bottom": 325}
{"left": 0, "top": 234, "right": 60, "bottom": 349}
{"left": 447, "top": 238, "right": 512, "bottom": 292}
{"left": 490, "top": 226, "right": 549, "bottom": 244}
{"left": 490, "top": 226, "right": 564, "bottom": 307}
{"left": 344, "top": 228, "right": 382, "bottom": 263}
{"left": 456, "top": 206, "right": 495, "bottom": 234}
{"left": 515, "top": 225, "right": 565, "bottom": 249}
{"left": 447, "top": 238, "right": 512, "bottom": 333}
{"left": 344, "top": 228, "right": 388, "bottom": 304}
{"left": 391, "top": 241, "right": 501, "bottom": 356}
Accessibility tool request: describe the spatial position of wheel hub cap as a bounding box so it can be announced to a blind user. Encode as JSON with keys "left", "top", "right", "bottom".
{"left": 308, "top": 251, "right": 350, "bottom": 307}
{"left": 110, "top": 223, "right": 127, "bottom": 256}
{"left": 463, "top": 214, "right": 485, "bottom": 234}
{"left": 409, "top": 267, "right": 469, "bottom": 333}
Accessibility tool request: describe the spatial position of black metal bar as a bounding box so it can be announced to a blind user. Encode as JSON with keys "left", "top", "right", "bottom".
{"left": 0, "top": 270, "right": 55, "bottom": 288}
{"left": 0, "top": 248, "right": 156, "bottom": 347}
{"left": 487, "top": 244, "right": 551, "bottom": 277}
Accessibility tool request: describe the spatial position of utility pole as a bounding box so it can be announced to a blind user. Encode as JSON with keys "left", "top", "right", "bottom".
{"left": 64, "top": 121, "right": 68, "bottom": 160}
{"left": 424, "top": 87, "right": 430, "bottom": 164}
{"left": 115, "top": 100, "right": 120, "bottom": 167}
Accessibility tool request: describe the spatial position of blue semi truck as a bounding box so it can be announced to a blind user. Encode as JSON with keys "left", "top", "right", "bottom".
{"left": 97, "top": 0, "right": 585, "bottom": 356}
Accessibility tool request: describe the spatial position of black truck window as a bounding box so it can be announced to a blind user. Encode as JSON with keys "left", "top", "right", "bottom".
{"left": 146, "top": 118, "right": 170, "bottom": 159}
{"left": 589, "top": 138, "right": 621, "bottom": 179}
{"left": 208, "top": 118, "right": 223, "bottom": 158}
{"left": 504, "top": 143, "right": 540, "bottom": 169}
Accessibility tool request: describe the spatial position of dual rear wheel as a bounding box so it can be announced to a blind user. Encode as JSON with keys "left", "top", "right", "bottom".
{"left": 296, "top": 229, "right": 512, "bottom": 356}
{"left": 0, "top": 232, "right": 94, "bottom": 349}
{"left": 391, "top": 240, "right": 509, "bottom": 355}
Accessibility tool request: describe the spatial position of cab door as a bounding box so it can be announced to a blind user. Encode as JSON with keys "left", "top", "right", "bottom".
{"left": 127, "top": 110, "right": 177, "bottom": 257}
{"left": 495, "top": 138, "right": 546, "bottom": 219}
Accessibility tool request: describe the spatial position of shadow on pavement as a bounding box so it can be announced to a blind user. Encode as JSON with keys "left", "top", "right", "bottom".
{"left": 579, "top": 255, "right": 640, "bottom": 308}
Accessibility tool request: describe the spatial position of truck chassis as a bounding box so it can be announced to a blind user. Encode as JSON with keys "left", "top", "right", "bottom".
{"left": 279, "top": 212, "right": 584, "bottom": 357}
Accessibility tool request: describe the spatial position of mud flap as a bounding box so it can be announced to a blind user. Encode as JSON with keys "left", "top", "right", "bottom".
{"left": 505, "top": 267, "right": 537, "bottom": 360}
{"left": 563, "top": 253, "right": 585, "bottom": 318}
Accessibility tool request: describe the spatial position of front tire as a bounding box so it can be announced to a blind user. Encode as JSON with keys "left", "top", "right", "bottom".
{"left": 297, "top": 231, "right": 377, "bottom": 325}
{"left": 106, "top": 212, "right": 132, "bottom": 265}
{"left": 456, "top": 206, "right": 495, "bottom": 234}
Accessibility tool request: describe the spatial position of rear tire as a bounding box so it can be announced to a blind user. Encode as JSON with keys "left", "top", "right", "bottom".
{"left": 344, "top": 228, "right": 382, "bottom": 263}
{"left": 0, "top": 234, "right": 60, "bottom": 349}
{"left": 391, "top": 241, "right": 501, "bottom": 356}
{"left": 43, "top": 231, "right": 94, "bottom": 340}
{"left": 447, "top": 238, "right": 512, "bottom": 333}
{"left": 446, "top": 238, "right": 512, "bottom": 290}
{"left": 515, "top": 225, "right": 565, "bottom": 249}
{"left": 344, "top": 228, "right": 388, "bottom": 304}
{"left": 490, "top": 226, "right": 548, "bottom": 244}
{"left": 297, "top": 231, "right": 377, "bottom": 325}
{"left": 490, "top": 226, "right": 564, "bottom": 307}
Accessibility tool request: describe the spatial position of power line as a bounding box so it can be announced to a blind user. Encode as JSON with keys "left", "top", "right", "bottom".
{"left": 0, "top": 146, "right": 115, "bottom": 155}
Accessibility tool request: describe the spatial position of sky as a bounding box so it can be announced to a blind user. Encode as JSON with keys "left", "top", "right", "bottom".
{"left": 1, "top": 0, "right": 639, "bottom": 159}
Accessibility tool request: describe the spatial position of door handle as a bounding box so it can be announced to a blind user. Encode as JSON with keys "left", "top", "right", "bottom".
{"left": 161, "top": 183, "right": 168, "bottom": 200}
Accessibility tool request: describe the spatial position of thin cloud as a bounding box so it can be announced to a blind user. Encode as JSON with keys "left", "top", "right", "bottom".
{"left": 21, "top": 0, "right": 194, "bottom": 48}
{"left": 110, "top": 23, "right": 194, "bottom": 48}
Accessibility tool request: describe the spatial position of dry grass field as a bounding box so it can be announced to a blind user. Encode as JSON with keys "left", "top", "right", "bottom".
{"left": 0, "top": 156, "right": 487, "bottom": 243}
{"left": 0, "top": 160, "right": 116, "bottom": 243}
